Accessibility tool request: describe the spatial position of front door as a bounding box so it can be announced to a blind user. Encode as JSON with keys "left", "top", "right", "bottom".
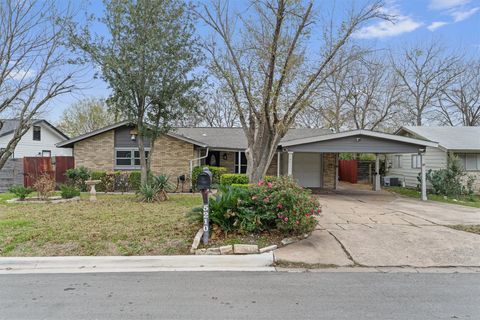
{"left": 292, "top": 153, "right": 322, "bottom": 188}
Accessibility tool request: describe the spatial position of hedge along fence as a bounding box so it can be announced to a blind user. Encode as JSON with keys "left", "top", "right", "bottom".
{"left": 89, "top": 170, "right": 142, "bottom": 192}
{"left": 220, "top": 174, "right": 277, "bottom": 186}
{"left": 192, "top": 166, "right": 227, "bottom": 190}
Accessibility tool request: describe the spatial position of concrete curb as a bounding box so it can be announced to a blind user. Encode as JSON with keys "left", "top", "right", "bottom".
{"left": 0, "top": 253, "right": 275, "bottom": 274}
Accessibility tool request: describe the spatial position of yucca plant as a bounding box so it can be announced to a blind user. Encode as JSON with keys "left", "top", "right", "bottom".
{"left": 138, "top": 184, "right": 159, "bottom": 203}
{"left": 151, "top": 173, "right": 173, "bottom": 201}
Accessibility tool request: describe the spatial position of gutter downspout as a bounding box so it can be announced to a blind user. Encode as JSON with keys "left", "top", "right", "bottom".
{"left": 189, "top": 147, "right": 209, "bottom": 180}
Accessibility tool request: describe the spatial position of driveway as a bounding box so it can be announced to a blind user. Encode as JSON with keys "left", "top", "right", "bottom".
{"left": 275, "top": 185, "right": 480, "bottom": 268}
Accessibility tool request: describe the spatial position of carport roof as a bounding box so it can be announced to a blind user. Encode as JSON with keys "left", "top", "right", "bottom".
{"left": 280, "top": 129, "right": 438, "bottom": 153}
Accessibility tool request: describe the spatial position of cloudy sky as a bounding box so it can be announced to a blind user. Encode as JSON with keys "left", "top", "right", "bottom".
{"left": 45, "top": 0, "right": 480, "bottom": 123}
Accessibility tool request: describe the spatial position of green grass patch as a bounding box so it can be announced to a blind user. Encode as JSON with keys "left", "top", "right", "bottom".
{"left": 386, "top": 186, "right": 480, "bottom": 208}
{"left": 448, "top": 225, "right": 480, "bottom": 235}
{"left": 0, "top": 193, "right": 202, "bottom": 256}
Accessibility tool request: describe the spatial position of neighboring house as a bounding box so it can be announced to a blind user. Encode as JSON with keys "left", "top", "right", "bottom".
{"left": 387, "top": 126, "right": 480, "bottom": 192}
{"left": 57, "top": 121, "right": 436, "bottom": 197}
{"left": 0, "top": 119, "right": 72, "bottom": 192}
{"left": 0, "top": 119, "right": 72, "bottom": 158}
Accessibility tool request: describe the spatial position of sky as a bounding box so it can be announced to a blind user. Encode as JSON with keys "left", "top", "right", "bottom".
{"left": 45, "top": 0, "right": 480, "bottom": 124}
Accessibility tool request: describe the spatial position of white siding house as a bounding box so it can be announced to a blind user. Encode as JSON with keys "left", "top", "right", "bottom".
{"left": 387, "top": 126, "right": 480, "bottom": 192}
{"left": 0, "top": 120, "right": 72, "bottom": 158}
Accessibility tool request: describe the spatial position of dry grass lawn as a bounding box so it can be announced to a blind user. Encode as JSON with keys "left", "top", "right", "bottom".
{"left": 0, "top": 193, "right": 202, "bottom": 256}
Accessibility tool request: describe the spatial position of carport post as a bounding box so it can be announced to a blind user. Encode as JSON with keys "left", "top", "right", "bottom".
{"left": 373, "top": 153, "right": 381, "bottom": 191}
{"left": 420, "top": 151, "right": 427, "bottom": 201}
{"left": 287, "top": 151, "right": 293, "bottom": 176}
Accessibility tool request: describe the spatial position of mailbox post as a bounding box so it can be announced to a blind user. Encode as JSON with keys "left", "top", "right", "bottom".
{"left": 196, "top": 167, "right": 212, "bottom": 245}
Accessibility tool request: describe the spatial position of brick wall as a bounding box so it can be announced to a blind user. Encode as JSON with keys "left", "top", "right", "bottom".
{"left": 149, "top": 135, "right": 195, "bottom": 180}
{"left": 322, "top": 153, "right": 336, "bottom": 189}
{"left": 74, "top": 131, "right": 115, "bottom": 171}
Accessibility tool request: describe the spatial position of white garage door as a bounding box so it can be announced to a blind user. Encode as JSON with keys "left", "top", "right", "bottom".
{"left": 292, "top": 153, "right": 322, "bottom": 188}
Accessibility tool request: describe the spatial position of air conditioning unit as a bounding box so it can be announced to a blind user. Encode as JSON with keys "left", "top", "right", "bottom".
{"left": 383, "top": 176, "right": 402, "bottom": 187}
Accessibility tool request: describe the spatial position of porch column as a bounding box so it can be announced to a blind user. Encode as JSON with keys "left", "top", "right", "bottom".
{"left": 334, "top": 153, "right": 339, "bottom": 190}
{"left": 373, "top": 153, "right": 381, "bottom": 191}
{"left": 420, "top": 151, "right": 427, "bottom": 201}
{"left": 277, "top": 152, "right": 281, "bottom": 177}
{"left": 287, "top": 151, "right": 293, "bottom": 176}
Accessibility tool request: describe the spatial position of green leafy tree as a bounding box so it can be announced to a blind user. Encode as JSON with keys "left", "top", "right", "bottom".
{"left": 57, "top": 98, "right": 117, "bottom": 137}
{"left": 66, "top": 0, "right": 202, "bottom": 185}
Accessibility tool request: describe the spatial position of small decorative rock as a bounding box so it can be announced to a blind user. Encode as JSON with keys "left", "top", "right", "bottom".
{"left": 219, "top": 245, "right": 233, "bottom": 255}
{"left": 281, "top": 237, "right": 296, "bottom": 246}
{"left": 259, "top": 245, "right": 278, "bottom": 253}
{"left": 233, "top": 244, "right": 258, "bottom": 254}
{"left": 195, "top": 249, "right": 207, "bottom": 255}
{"left": 205, "top": 247, "right": 221, "bottom": 255}
{"left": 190, "top": 228, "right": 205, "bottom": 253}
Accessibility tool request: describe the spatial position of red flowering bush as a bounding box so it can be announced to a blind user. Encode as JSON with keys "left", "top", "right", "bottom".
{"left": 236, "top": 177, "right": 320, "bottom": 235}
{"left": 187, "top": 177, "right": 321, "bottom": 236}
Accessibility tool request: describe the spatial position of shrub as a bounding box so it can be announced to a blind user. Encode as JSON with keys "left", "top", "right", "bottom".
{"left": 425, "top": 154, "right": 475, "bottom": 198}
{"left": 60, "top": 185, "right": 80, "bottom": 199}
{"left": 129, "top": 171, "right": 142, "bottom": 190}
{"left": 65, "top": 167, "right": 90, "bottom": 191}
{"left": 115, "top": 172, "right": 130, "bottom": 193}
{"left": 138, "top": 184, "right": 159, "bottom": 203}
{"left": 231, "top": 183, "right": 251, "bottom": 189}
{"left": 8, "top": 185, "right": 33, "bottom": 200}
{"left": 33, "top": 174, "right": 56, "bottom": 200}
{"left": 90, "top": 171, "right": 107, "bottom": 192}
{"left": 192, "top": 166, "right": 227, "bottom": 189}
{"left": 220, "top": 173, "right": 249, "bottom": 186}
{"left": 188, "top": 177, "right": 320, "bottom": 236}
{"left": 101, "top": 172, "right": 117, "bottom": 192}
{"left": 151, "top": 173, "right": 173, "bottom": 201}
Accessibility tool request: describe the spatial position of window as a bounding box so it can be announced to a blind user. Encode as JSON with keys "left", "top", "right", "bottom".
{"left": 115, "top": 149, "right": 149, "bottom": 168}
{"left": 235, "top": 152, "right": 247, "bottom": 173}
{"left": 33, "top": 126, "right": 41, "bottom": 141}
{"left": 42, "top": 150, "right": 51, "bottom": 157}
{"left": 457, "top": 153, "right": 480, "bottom": 171}
{"left": 411, "top": 154, "right": 421, "bottom": 169}
{"left": 392, "top": 155, "right": 402, "bottom": 169}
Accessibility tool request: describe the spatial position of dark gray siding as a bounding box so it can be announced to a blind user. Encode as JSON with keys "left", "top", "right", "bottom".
{"left": 286, "top": 135, "right": 425, "bottom": 153}
{"left": 114, "top": 126, "right": 151, "bottom": 148}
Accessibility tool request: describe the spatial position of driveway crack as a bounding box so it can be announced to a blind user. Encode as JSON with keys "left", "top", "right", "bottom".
{"left": 327, "top": 230, "right": 362, "bottom": 266}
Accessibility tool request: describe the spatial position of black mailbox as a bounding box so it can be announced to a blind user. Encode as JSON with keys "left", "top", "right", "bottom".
{"left": 197, "top": 167, "right": 212, "bottom": 190}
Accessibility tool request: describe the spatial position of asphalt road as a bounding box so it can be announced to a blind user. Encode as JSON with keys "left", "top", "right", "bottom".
{"left": 1, "top": 272, "right": 479, "bottom": 320}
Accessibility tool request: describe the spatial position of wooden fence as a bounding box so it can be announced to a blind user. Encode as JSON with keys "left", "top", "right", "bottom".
{"left": 23, "top": 156, "right": 74, "bottom": 187}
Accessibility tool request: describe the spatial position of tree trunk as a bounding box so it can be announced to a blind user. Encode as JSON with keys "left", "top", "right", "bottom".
{"left": 245, "top": 125, "right": 282, "bottom": 183}
{"left": 137, "top": 121, "right": 148, "bottom": 186}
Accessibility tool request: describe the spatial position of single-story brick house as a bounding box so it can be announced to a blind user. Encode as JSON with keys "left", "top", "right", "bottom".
{"left": 57, "top": 121, "right": 439, "bottom": 199}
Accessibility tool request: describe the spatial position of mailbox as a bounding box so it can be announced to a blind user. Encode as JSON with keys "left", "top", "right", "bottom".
{"left": 196, "top": 167, "right": 212, "bottom": 190}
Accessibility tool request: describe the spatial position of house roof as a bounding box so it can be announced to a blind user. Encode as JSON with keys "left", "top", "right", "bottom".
{"left": 397, "top": 126, "right": 480, "bottom": 151}
{"left": 281, "top": 129, "right": 438, "bottom": 148}
{"left": 0, "top": 119, "right": 69, "bottom": 140}
{"left": 173, "top": 127, "right": 332, "bottom": 150}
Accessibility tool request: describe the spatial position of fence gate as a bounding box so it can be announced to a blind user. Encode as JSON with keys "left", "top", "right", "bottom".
{"left": 338, "top": 160, "right": 358, "bottom": 184}
{"left": 23, "top": 156, "right": 74, "bottom": 187}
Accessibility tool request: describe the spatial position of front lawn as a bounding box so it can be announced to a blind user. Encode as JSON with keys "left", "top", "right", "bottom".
{"left": 0, "top": 193, "right": 202, "bottom": 256}
{"left": 386, "top": 186, "right": 480, "bottom": 208}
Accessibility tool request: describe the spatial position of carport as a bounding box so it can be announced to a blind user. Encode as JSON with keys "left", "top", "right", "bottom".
{"left": 278, "top": 130, "right": 438, "bottom": 201}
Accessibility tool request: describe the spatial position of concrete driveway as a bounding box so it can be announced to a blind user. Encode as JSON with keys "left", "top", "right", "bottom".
{"left": 275, "top": 185, "right": 480, "bottom": 268}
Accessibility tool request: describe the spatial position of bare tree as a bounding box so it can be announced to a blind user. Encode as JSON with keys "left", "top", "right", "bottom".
{"left": 196, "top": 89, "right": 239, "bottom": 127}
{"left": 0, "top": 0, "right": 76, "bottom": 169}
{"left": 391, "top": 42, "right": 461, "bottom": 125}
{"left": 437, "top": 60, "right": 480, "bottom": 126}
{"left": 199, "top": 0, "right": 385, "bottom": 182}
{"left": 345, "top": 56, "right": 403, "bottom": 131}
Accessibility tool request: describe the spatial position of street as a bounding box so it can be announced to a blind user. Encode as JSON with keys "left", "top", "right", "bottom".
{"left": 1, "top": 271, "right": 479, "bottom": 319}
